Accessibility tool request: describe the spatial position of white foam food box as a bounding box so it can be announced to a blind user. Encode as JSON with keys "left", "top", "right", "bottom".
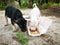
{"left": 26, "top": 17, "right": 52, "bottom": 36}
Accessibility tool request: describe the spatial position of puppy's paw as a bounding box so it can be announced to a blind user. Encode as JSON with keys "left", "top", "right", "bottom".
{"left": 5, "top": 24, "right": 9, "bottom": 26}
{"left": 13, "top": 30, "right": 18, "bottom": 32}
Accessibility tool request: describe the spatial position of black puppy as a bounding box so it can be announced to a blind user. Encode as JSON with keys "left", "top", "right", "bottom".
{"left": 5, "top": 6, "right": 27, "bottom": 32}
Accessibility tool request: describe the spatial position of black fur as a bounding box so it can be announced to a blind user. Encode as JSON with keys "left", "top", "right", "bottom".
{"left": 5, "top": 6, "right": 27, "bottom": 32}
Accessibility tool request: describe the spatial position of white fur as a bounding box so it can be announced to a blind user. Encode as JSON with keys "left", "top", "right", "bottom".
{"left": 29, "top": 3, "right": 41, "bottom": 30}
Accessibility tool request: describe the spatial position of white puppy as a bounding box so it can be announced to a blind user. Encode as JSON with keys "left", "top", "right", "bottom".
{"left": 29, "top": 3, "right": 41, "bottom": 31}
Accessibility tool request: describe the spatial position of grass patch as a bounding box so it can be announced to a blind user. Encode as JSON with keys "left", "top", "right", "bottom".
{"left": 42, "top": 3, "right": 60, "bottom": 9}
{"left": 0, "top": 4, "right": 7, "bottom": 10}
{"left": 20, "top": 6, "right": 28, "bottom": 9}
{"left": 17, "top": 32, "right": 30, "bottom": 45}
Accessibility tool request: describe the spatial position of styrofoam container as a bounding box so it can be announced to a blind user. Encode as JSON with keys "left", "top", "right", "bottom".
{"left": 26, "top": 17, "right": 52, "bottom": 36}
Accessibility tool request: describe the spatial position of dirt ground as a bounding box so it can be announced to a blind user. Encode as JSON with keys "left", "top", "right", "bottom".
{"left": 0, "top": 9, "right": 60, "bottom": 45}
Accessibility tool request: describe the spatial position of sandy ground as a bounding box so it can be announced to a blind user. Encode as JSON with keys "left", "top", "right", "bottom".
{"left": 0, "top": 9, "right": 60, "bottom": 45}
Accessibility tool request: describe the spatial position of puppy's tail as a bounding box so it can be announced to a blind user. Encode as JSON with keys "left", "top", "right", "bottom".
{"left": 33, "top": 3, "right": 37, "bottom": 7}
